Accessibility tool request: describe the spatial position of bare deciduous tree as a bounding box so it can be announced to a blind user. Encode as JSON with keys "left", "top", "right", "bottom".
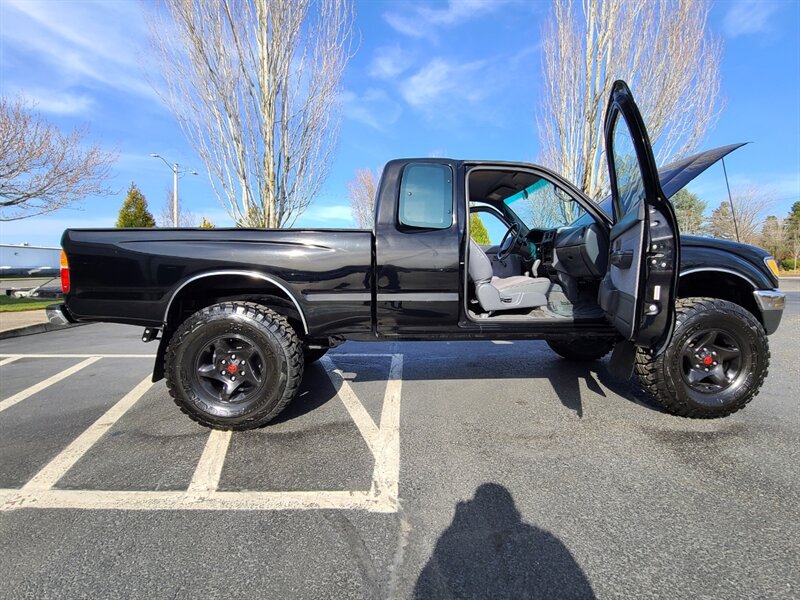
{"left": 157, "top": 187, "right": 197, "bottom": 227}
{"left": 348, "top": 168, "right": 380, "bottom": 228}
{"left": 147, "top": 0, "right": 354, "bottom": 229}
{"left": 708, "top": 187, "right": 773, "bottom": 245}
{"left": 538, "top": 0, "right": 723, "bottom": 205}
{"left": 0, "top": 95, "right": 116, "bottom": 221}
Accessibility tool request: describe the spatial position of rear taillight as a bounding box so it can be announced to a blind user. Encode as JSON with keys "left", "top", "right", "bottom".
{"left": 60, "top": 250, "right": 70, "bottom": 293}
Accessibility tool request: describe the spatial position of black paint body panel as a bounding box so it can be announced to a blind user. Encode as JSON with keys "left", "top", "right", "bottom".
{"left": 61, "top": 160, "right": 780, "bottom": 343}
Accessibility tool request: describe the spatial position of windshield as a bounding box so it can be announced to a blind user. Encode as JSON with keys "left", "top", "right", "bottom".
{"left": 571, "top": 196, "right": 612, "bottom": 227}
{"left": 503, "top": 177, "right": 588, "bottom": 229}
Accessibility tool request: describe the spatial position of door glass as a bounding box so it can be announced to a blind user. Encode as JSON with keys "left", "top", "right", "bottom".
{"left": 611, "top": 116, "right": 645, "bottom": 219}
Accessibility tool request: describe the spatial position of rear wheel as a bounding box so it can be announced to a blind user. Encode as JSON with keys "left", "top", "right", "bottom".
{"left": 165, "top": 302, "right": 303, "bottom": 430}
{"left": 547, "top": 338, "right": 615, "bottom": 361}
{"left": 635, "top": 297, "right": 769, "bottom": 418}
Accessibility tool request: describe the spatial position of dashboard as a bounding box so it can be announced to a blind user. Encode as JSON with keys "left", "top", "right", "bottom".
{"left": 527, "top": 224, "right": 608, "bottom": 279}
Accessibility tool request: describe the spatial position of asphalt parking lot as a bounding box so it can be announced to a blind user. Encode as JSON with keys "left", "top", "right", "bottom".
{"left": 1, "top": 280, "right": 798, "bottom": 599}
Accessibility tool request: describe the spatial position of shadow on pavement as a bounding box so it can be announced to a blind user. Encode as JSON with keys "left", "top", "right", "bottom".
{"left": 281, "top": 348, "right": 663, "bottom": 422}
{"left": 414, "top": 483, "right": 596, "bottom": 599}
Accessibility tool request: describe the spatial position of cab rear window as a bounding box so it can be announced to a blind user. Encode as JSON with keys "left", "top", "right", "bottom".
{"left": 398, "top": 163, "right": 453, "bottom": 229}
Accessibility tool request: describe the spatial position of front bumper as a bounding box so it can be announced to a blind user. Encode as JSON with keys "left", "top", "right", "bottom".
{"left": 753, "top": 290, "right": 785, "bottom": 335}
{"left": 45, "top": 303, "right": 76, "bottom": 326}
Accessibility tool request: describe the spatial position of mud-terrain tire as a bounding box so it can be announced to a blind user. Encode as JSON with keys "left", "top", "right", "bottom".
{"left": 303, "top": 346, "right": 329, "bottom": 365}
{"left": 165, "top": 302, "right": 303, "bottom": 430}
{"left": 635, "top": 297, "right": 769, "bottom": 418}
{"left": 547, "top": 338, "right": 616, "bottom": 361}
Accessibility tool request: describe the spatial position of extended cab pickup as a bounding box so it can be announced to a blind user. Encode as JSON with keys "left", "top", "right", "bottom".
{"left": 53, "top": 82, "right": 785, "bottom": 429}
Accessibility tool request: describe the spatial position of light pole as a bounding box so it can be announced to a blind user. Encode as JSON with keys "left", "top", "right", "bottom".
{"left": 150, "top": 154, "right": 198, "bottom": 227}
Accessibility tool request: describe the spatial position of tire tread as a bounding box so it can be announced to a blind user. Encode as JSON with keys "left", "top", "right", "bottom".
{"left": 164, "top": 301, "right": 303, "bottom": 430}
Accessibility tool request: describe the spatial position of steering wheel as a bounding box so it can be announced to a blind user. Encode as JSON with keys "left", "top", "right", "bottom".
{"left": 497, "top": 222, "right": 522, "bottom": 261}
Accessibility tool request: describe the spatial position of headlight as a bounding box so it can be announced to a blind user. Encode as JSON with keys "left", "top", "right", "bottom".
{"left": 764, "top": 257, "right": 780, "bottom": 279}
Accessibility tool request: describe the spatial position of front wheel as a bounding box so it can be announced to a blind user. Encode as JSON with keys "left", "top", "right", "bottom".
{"left": 165, "top": 302, "right": 303, "bottom": 430}
{"left": 635, "top": 297, "right": 769, "bottom": 418}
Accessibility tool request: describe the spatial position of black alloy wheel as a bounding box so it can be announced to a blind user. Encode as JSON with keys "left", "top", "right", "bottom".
{"left": 678, "top": 328, "right": 747, "bottom": 395}
{"left": 165, "top": 302, "right": 303, "bottom": 429}
{"left": 635, "top": 297, "right": 769, "bottom": 418}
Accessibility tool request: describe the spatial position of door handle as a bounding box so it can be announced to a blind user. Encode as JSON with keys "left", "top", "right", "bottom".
{"left": 610, "top": 249, "right": 634, "bottom": 268}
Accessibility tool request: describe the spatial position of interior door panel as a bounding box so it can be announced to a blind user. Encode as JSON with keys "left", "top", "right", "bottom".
{"left": 600, "top": 81, "right": 679, "bottom": 354}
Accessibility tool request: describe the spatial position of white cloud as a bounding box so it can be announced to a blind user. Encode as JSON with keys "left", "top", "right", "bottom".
{"left": 342, "top": 88, "right": 402, "bottom": 130}
{"left": 1, "top": 0, "right": 158, "bottom": 101}
{"left": 23, "top": 90, "right": 95, "bottom": 116}
{"left": 723, "top": 0, "right": 781, "bottom": 37}
{"left": 384, "top": 0, "right": 512, "bottom": 38}
{"left": 368, "top": 46, "right": 413, "bottom": 80}
{"left": 400, "top": 59, "right": 487, "bottom": 117}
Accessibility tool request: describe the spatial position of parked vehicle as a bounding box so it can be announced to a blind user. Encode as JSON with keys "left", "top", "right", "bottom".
{"left": 51, "top": 81, "right": 785, "bottom": 429}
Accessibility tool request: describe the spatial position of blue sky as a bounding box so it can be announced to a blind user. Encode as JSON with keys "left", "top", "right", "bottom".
{"left": 0, "top": 0, "right": 798, "bottom": 247}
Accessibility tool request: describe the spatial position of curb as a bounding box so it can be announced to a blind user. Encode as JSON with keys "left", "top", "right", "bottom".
{"left": 0, "top": 321, "right": 88, "bottom": 341}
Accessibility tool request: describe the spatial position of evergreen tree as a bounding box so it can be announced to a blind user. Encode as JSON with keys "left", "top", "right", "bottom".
{"left": 707, "top": 201, "right": 736, "bottom": 240}
{"left": 199, "top": 216, "right": 216, "bottom": 229}
{"left": 671, "top": 188, "right": 707, "bottom": 235}
{"left": 785, "top": 201, "right": 800, "bottom": 269}
{"left": 760, "top": 215, "right": 786, "bottom": 261}
{"left": 116, "top": 183, "right": 156, "bottom": 228}
{"left": 470, "top": 213, "right": 491, "bottom": 245}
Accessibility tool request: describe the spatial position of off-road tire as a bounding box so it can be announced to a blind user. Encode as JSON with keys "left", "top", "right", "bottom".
{"left": 303, "top": 346, "right": 329, "bottom": 365}
{"left": 165, "top": 302, "right": 303, "bottom": 430}
{"left": 635, "top": 297, "right": 769, "bottom": 418}
{"left": 547, "top": 338, "right": 616, "bottom": 361}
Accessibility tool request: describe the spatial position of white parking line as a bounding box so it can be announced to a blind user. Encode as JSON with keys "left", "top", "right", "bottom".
{"left": 0, "top": 354, "right": 156, "bottom": 359}
{"left": 0, "top": 357, "right": 102, "bottom": 414}
{"left": 0, "top": 489, "right": 388, "bottom": 512}
{"left": 0, "top": 356, "right": 22, "bottom": 366}
{"left": 188, "top": 430, "right": 232, "bottom": 493}
{"left": 0, "top": 352, "right": 403, "bottom": 513}
{"left": 22, "top": 375, "right": 156, "bottom": 491}
{"left": 321, "top": 355, "right": 381, "bottom": 455}
{"left": 371, "top": 354, "right": 403, "bottom": 510}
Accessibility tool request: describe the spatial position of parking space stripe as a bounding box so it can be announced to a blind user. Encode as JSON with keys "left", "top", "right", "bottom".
{"left": 1, "top": 352, "right": 403, "bottom": 514}
{"left": 370, "top": 354, "right": 403, "bottom": 511}
{"left": 188, "top": 430, "right": 232, "bottom": 494}
{"left": 0, "top": 489, "right": 392, "bottom": 512}
{"left": 0, "top": 354, "right": 155, "bottom": 359}
{"left": 0, "top": 357, "right": 102, "bottom": 414}
{"left": 321, "top": 355, "right": 380, "bottom": 455}
{"left": 22, "top": 375, "right": 156, "bottom": 491}
{"left": 0, "top": 356, "right": 22, "bottom": 366}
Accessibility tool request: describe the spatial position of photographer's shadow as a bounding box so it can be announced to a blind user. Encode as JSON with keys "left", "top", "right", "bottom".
{"left": 414, "top": 483, "right": 596, "bottom": 599}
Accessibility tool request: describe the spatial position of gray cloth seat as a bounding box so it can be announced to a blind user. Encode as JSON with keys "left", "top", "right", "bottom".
{"left": 468, "top": 240, "right": 552, "bottom": 312}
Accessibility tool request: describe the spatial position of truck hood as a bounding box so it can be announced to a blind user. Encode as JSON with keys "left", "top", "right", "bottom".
{"left": 591, "top": 143, "right": 747, "bottom": 215}
{"left": 658, "top": 143, "right": 747, "bottom": 199}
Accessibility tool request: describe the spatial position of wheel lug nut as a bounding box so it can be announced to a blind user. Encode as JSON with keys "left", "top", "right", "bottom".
{"left": 231, "top": 376, "right": 236, "bottom": 381}
{"left": 232, "top": 354, "right": 236, "bottom": 359}
{"left": 221, "top": 360, "right": 226, "bottom": 364}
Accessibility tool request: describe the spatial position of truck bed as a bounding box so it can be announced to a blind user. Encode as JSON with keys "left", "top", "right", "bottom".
{"left": 62, "top": 228, "right": 374, "bottom": 335}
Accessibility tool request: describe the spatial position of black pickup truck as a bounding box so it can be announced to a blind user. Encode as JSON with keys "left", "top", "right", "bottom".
{"left": 51, "top": 81, "right": 785, "bottom": 429}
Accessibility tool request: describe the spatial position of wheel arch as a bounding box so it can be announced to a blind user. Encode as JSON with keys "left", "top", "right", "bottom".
{"left": 677, "top": 268, "right": 761, "bottom": 326}
{"left": 152, "top": 271, "right": 308, "bottom": 383}
{"left": 163, "top": 271, "right": 308, "bottom": 334}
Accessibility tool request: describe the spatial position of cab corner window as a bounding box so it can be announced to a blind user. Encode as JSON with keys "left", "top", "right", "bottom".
{"left": 398, "top": 163, "right": 453, "bottom": 229}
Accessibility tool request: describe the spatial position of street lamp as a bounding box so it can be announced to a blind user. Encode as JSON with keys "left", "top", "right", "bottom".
{"left": 150, "top": 154, "right": 198, "bottom": 227}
